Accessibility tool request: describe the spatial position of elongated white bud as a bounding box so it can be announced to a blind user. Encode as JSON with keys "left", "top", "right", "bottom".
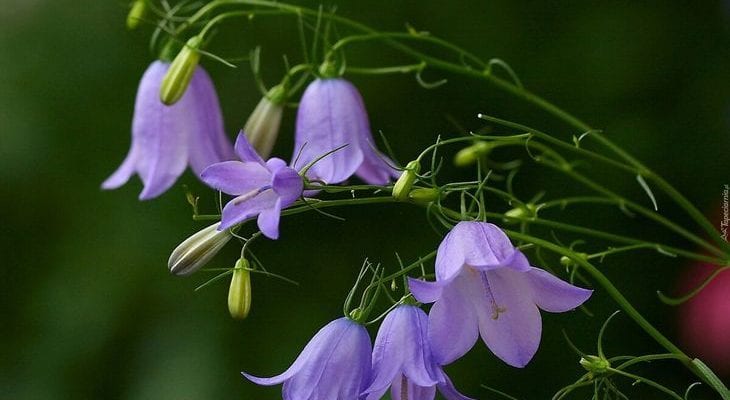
{"left": 244, "top": 85, "right": 285, "bottom": 159}
{"left": 168, "top": 223, "right": 232, "bottom": 276}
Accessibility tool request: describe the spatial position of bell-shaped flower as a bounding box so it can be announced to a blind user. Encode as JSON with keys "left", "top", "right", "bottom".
{"left": 409, "top": 221, "right": 592, "bottom": 368}
{"left": 364, "top": 305, "right": 472, "bottom": 400}
{"left": 243, "top": 317, "right": 372, "bottom": 400}
{"left": 293, "top": 78, "right": 399, "bottom": 185}
{"left": 102, "top": 61, "right": 235, "bottom": 200}
{"left": 200, "top": 132, "right": 302, "bottom": 239}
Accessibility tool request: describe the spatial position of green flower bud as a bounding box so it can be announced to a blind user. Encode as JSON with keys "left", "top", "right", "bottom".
{"left": 160, "top": 36, "right": 203, "bottom": 105}
{"left": 126, "top": 0, "right": 148, "bottom": 30}
{"left": 408, "top": 188, "right": 442, "bottom": 204}
{"left": 580, "top": 355, "right": 610, "bottom": 375}
{"left": 244, "top": 85, "right": 285, "bottom": 159}
{"left": 454, "top": 142, "right": 492, "bottom": 167}
{"left": 168, "top": 223, "right": 232, "bottom": 276}
{"left": 318, "top": 59, "right": 339, "bottom": 78}
{"left": 503, "top": 203, "right": 537, "bottom": 223}
{"left": 392, "top": 161, "right": 421, "bottom": 202}
{"left": 560, "top": 253, "right": 588, "bottom": 268}
{"left": 228, "top": 258, "right": 252, "bottom": 320}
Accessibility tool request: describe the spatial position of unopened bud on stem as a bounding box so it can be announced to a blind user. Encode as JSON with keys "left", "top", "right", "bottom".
{"left": 244, "top": 85, "right": 286, "bottom": 159}
{"left": 392, "top": 161, "right": 420, "bottom": 202}
{"left": 580, "top": 355, "right": 610, "bottom": 376}
{"left": 168, "top": 223, "right": 232, "bottom": 276}
{"left": 228, "top": 258, "right": 252, "bottom": 319}
{"left": 454, "top": 142, "right": 492, "bottom": 167}
{"left": 126, "top": 0, "right": 148, "bottom": 30}
{"left": 160, "top": 35, "right": 203, "bottom": 105}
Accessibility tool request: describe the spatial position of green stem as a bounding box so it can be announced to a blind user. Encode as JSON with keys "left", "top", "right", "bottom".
{"left": 589, "top": 131, "right": 730, "bottom": 253}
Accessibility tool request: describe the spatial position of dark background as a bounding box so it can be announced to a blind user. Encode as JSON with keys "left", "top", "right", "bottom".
{"left": 1, "top": 1, "right": 728, "bottom": 399}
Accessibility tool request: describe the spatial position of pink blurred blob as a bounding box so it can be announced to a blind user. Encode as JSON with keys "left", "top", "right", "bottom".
{"left": 678, "top": 262, "right": 730, "bottom": 377}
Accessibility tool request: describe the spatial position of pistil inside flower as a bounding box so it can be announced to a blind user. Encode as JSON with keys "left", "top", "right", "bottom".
{"left": 479, "top": 271, "right": 507, "bottom": 320}
{"left": 232, "top": 185, "right": 273, "bottom": 206}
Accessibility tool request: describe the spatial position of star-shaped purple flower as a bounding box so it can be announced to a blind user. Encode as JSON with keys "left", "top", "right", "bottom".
{"left": 364, "top": 305, "right": 472, "bottom": 400}
{"left": 102, "top": 61, "right": 234, "bottom": 200}
{"left": 243, "top": 317, "right": 372, "bottom": 400}
{"left": 200, "top": 132, "right": 303, "bottom": 239}
{"left": 293, "top": 78, "right": 399, "bottom": 185}
{"left": 409, "top": 221, "right": 592, "bottom": 368}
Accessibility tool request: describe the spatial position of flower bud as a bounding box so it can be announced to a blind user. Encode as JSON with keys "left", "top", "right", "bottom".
{"left": 244, "top": 85, "right": 285, "bottom": 159}
{"left": 454, "top": 142, "right": 492, "bottom": 167}
{"left": 126, "top": 0, "right": 148, "bottom": 30}
{"left": 560, "top": 253, "right": 588, "bottom": 268}
{"left": 160, "top": 35, "right": 203, "bottom": 105}
{"left": 392, "top": 160, "right": 420, "bottom": 202}
{"left": 228, "top": 258, "right": 252, "bottom": 319}
{"left": 503, "top": 203, "right": 537, "bottom": 223}
{"left": 579, "top": 355, "right": 610, "bottom": 375}
{"left": 168, "top": 223, "right": 232, "bottom": 276}
{"left": 408, "top": 187, "right": 442, "bottom": 204}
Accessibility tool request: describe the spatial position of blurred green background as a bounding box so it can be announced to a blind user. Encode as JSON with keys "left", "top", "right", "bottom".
{"left": 1, "top": 1, "right": 728, "bottom": 399}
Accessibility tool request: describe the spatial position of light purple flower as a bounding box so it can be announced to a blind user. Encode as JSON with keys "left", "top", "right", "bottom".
{"left": 243, "top": 317, "right": 372, "bottom": 400}
{"left": 409, "top": 221, "right": 592, "bottom": 368}
{"left": 364, "top": 305, "right": 472, "bottom": 400}
{"left": 293, "top": 78, "right": 399, "bottom": 185}
{"left": 200, "top": 132, "right": 303, "bottom": 239}
{"left": 102, "top": 61, "right": 235, "bottom": 200}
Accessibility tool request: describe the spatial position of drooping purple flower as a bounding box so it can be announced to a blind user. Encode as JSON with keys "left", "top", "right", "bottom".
{"left": 102, "top": 61, "right": 235, "bottom": 200}
{"left": 363, "top": 305, "right": 472, "bottom": 400}
{"left": 200, "top": 132, "right": 303, "bottom": 239}
{"left": 409, "top": 221, "right": 592, "bottom": 368}
{"left": 293, "top": 78, "right": 399, "bottom": 185}
{"left": 243, "top": 317, "right": 372, "bottom": 400}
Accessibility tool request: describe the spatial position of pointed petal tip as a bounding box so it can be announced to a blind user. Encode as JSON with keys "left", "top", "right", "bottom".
{"left": 241, "top": 371, "right": 288, "bottom": 386}
{"left": 407, "top": 277, "right": 443, "bottom": 303}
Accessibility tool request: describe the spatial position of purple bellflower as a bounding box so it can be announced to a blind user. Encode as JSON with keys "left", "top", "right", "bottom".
{"left": 102, "top": 61, "right": 235, "bottom": 200}
{"left": 409, "top": 222, "right": 592, "bottom": 368}
{"left": 200, "top": 131, "right": 302, "bottom": 239}
{"left": 364, "top": 305, "right": 472, "bottom": 400}
{"left": 243, "top": 317, "right": 372, "bottom": 400}
{"left": 293, "top": 78, "right": 399, "bottom": 185}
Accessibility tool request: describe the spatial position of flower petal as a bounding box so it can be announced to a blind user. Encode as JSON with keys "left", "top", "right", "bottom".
{"left": 272, "top": 165, "right": 304, "bottom": 206}
{"left": 390, "top": 375, "right": 437, "bottom": 400}
{"left": 365, "top": 307, "right": 408, "bottom": 396}
{"left": 436, "top": 372, "right": 474, "bottom": 400}
{"left": 257, "top": 197, "right": 282, "bottom": 240}
{"left": 234, "top": 130, "right": 266, "bottom": 165}
{"left": 102, "top": 147, "right": 138, "bottom": 190}
{"left": 242, "top": 318, "right": 352, "bottom": 387}
{"left": 219, "top": 189, "right": 278, "bottom": 230}
{"left": 293, "top": 78, "right": 366, "bottom": 184}
{"left": 186, "top": 66, "right": 235, "bottom": 174}
{"left": 132, "top": 62, "right": 190, "bottom": 200}
{"left": 408, "top": 278, "right": 443, "bottom": 304}
{"left": 281, "top": 318, "right": 371, "bottom": 400}
{"left": 355, "top": 141, "right": 399, "bottom": 185}
{"left": 475, "top": 268, "right": 541, "bottom": 368}
{"left": 428, "top": 273, "right": 480, "bottom": 365}
{"left": 200, "top": 160, "right": 271, "bottom": 196}
{"left": 526, "top": 267, "right": 592, "bottom": 312}
{"left": 403, "top": 306, "right": 440, "bottom": 387}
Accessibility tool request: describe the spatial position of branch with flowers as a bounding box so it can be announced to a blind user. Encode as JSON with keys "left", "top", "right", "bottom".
{"left": 105, "top": 1, "right": 730, "bottom": 399}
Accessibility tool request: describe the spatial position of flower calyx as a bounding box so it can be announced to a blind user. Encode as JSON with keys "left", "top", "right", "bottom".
{"left": 580, "top": 355, "right": 611, "bottom": 378}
